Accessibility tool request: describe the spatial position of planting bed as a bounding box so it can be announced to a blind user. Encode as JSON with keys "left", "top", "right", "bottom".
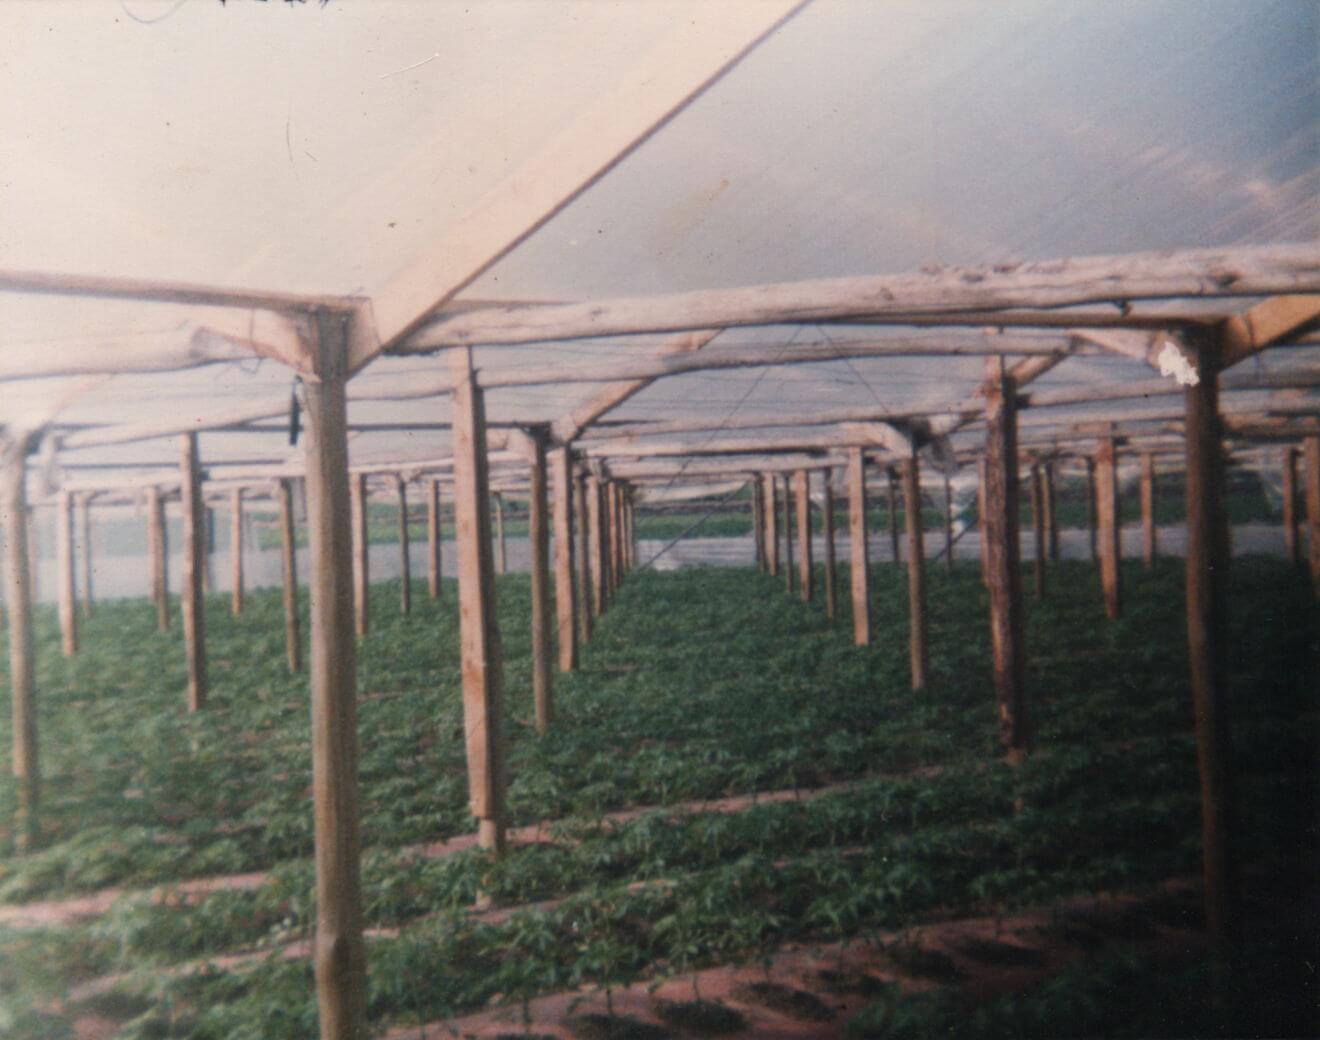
{"left": 0, "top": 558, "right": 1315, "bottom": 1038}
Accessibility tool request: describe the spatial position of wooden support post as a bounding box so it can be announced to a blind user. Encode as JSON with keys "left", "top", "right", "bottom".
{"left": 903, "top": 453, "right": 928, "bottom": 691}
{"left": 606, "top": 482, "right": 621, "bottom": 591}
{"left": 493, "top": 492, "right": 507, "bottom": 576}
{"left": 887, "top": 468, "right": 901, "bottom": 563}
{"left": 1140, "top": 453, "right": 1157, "bottom": 568}
{"left": 984, "top": 357, "right": 1028, "bottom": 760}
{"left": 303, "top": 313, "right": 366, "bottom": 1040}
{"left": 276, "top": 478, "right": 301, "bottom": 673}
{"left": 1305, "top": 435, "right": 1320, "bottom": 597}
{"left": 762, "top": 473, "right": 779, "bottom": 577}
{"left": 350, "top": 472, "right": 369, "bottom": 638}
{"left": 1029, "top": 463, "right": 1046, "bottom": 600}
{"left": 627, "top": 486, "right": 638, "bottom": 571}
{"left": 180, "top": 432, "right": 207, "bottom": 713}
{"left": 943, "top": 471, "right": 954, "bottom": 575}
{"left": 1084, "top": 457, "right": 1098, "bottom": 563}
{"left": 2, "top": 440, "right": 39, "bottom": 849}
{"left": 586, "top": 474, "right": 605, "bottom": 617}
{"left": 427, "top": 479, "right": 443, "bottom": 598}
{"left": 230, "top": 487, "right": 244, "bottom": 616}
{"left": 751, "top": 477, "right": 764, "bottom": 571}
{"left": 450, "top": 346, "right": 507, "bottom": 854}
{"left": 1095, "top": 437, "right": 1122, "bottom": 619}
{"left": 574, "top": 468, "right": 593, "bottom": 642}
{"left": 202, "top": 506, "right": 214, "bottom": 594}
{"left": 781, "top": 473, "right": 794, "bottom": 594}
{"left": 976, "top": 457, "right": 989, "bottom": 584}
{"left": 551, "top": 446, "right": 578, "bottom": 672}
{"left": 57, "top": 490, "right": 77, "bottom": 656}
{"left": 795, "top": 469, "right": 813, "bottom": 602}
{"left": 77, "top": 493, "right": 93, "bottom": 617}
{"left": 847, "top": 448, "right": 871, "bottom": 646}
{"left": 821, "top": 468, "right": 837, "bottom": 619}
{"left": 1280, "top": 448, "right": 1299, "bottom": 568}
{"left": 1044, "top": 461, "right": 1059, "bottom": 562}
{"left": 147, "top": 486, "right": 169, "bottom": 632}
{"left": 397, "top": 477, "right": 411, "bottom": 615}
{"left": 528, "top": 432, "right": 553, "bottom": 732}
{"left": 1183, "top": 334, "right": 1235, "bottom": 942}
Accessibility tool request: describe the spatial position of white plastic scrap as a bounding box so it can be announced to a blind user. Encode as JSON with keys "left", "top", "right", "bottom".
{"left": 1157, "top": 341, "right": 1201, "bottom": 386}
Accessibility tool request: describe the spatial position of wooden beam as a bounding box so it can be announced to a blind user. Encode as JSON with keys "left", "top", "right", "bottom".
{"left": 847, "top": 448, "right": 870, "bottom": 646}
{"left": 551, "top": 446, "right": 578, "bottom": 673}
{"left": 180, "top": 432, "right": 207, "bottom": 713}
{"left": 821, "top": 468, "right": 837, "bottom": 619}
{"left": 528, "top": 432, "right": 553, "bottom": 733}
{"left": 2, "top": 437, "right": 39, "bottom": 849}
{"left": 763, "top": 472, "right": 780, "bottom": 577}
{"left": 147, "top": 486, "right": 169, "bottom": 632}
{"left": 412, "top": 244, "right": 1320, "bottom": 348}
{"left": 492, "top": 492, "right": 507, "bottom": 577}
{"left": 1220, "top": 294, "right": 1320, "bottom": 369}
{"left": 397, "top": 477, "right": 411, "bottom": 616}
{"left": 1305, "top": 436, "right": 1320, "bottom": 598}
{"left": 574, "top": 467, "right": 594, "bottom": 642}
{"left": 1028, "top": 463, "right": 1046, "bottom": 600}
{"left": 350, "top": 473, "right": 369, "bottom": 638}
{"left": 976, "top": 457, "right": 989, "bottom": 585}
{"left": 585, "top": 424, "right": 910, "bottom": 462}
{"left": 77, "top": 493, "right": 94, "bottom": 618}
{"left": 57, "top": 490, "right": 77, "bottom": 656}
{"left": 1141, "top": 453, "right": 1157, "bottom": 568}
{"left": 427, "top": 479, "right": 443, "bottom": 599}
{"left": 276, "top": 478, "right": 301, "bottom": 674}
{"left": 449, "top": 347, "right": 507, "bottom": 854}
{"left": 229, "top": 488, "right": 244, "bottom": 616}
{"left": 1183, "top": 334, "right": 1236, "bottom": 942}
{"left": 902, "top": 453, "right": 928, "bottom": 691}
{"left": 586, "top": 474, "right": 605, "bottom": 618}
{"left": 984, "top": 358, "right": 1029, "bottom": 761}
{"left": 303, "top": 313, "right": 367, "bottom": 1038}
{"left": 795, "top": 469, "right": 813, "bottom": 603}
{"left": 781, "top": 473, "right": 794, "bottom": 595}
{"left": 1095, "top": 437, "right": 1122, "bottom": 619}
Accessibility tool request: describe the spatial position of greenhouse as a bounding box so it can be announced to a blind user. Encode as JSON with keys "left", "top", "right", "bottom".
{"left": 1, "top": 2, "right": 1317, "bottom": 1037}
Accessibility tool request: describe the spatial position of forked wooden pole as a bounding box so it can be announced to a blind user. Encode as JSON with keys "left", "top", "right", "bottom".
{"left": 1304, "top": 435, "right": 1320, "bottom": 597}
{"left": 230, "top": 487, "right": 245, "bottom": 616}
{"left": 1140, "top": 453, "right": 1157, "bottom": 568}
{"left": 397, "top": 477, "right": 412, "bottom": 615}
{"left": 1044, "top": 460, "right": 1059, "bottom": 562}
{"left": 1095, "top": 437, "right": 1122, "bottom": 619}
{"left": 427, "top": 479, "right": 443, "bottom": 598}
{"left": 493, "top": 492, "right": 507, "bottom": 576}
{"left": 77, "top": 493, "right": 94, "bottom": 617}
{"left": 147, "top": 486, "right": 169, "bottom": 631}
{"left": 450, "top": 346, "right": 507, "bottom": 855}
{"left": 763, "top": 473, "right": 779, "bottom": 576}
{"left": 350, "top": 472, "right": 369, "bottom": 638}
{"left": 586, "top": 475, "right": 604, "bottom": 617}
{"left": 2, "top": 440, "right": 39, "bottom": 849}
{"left": 984, "top": 358, "right": 1028, "bottom": 760}
{"left": 1183, "top": 334, "right": 1235, "bottom": 943}
{"left": 781, "top": 473, "right": 794, "bottom": 594}
{"left": 902, "top": 453, "right": 927, "bottom": 690}
{"left": 574, "top": 468, "right": 593, "bottom": 642}
{"left": 887, "top": 468, "right": 901, "bottom": 564}
{"left": 180, "top": 432, "right": 207, "bottom": 712}
{"left": 821, "top": 468, "right": 836, "bottom": 618}
{"left": 847, "top": 448, "right": 871, "bottom": 646}
{"left": 304, "top": 313, "right": 366, "bottom": 1040}
{"left": 1029, "top": 463, "right": 1046, "bottom": 600}
{"left": 795, "top": 469, "right": 813, "bottom": 602}
{"left": 528, "top": 432, "right": 553, "bottom": 731}
{"left": 943, "top": 471, "right": 954, "bottom": 575}
{"left": 276, "top": 478, "right": 301, "bottom": 673}
{"left": 551, "top": 446, "right": 578, "bottom": 672}
{"left": 57, "top": 490, "right": 77, "bottom": 656}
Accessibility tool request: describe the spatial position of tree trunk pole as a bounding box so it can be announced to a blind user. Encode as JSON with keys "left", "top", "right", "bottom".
{"left": 1085, "top": 457, "right": 1098, "bottom": 563}
{"left": 762, "top": 473, "right": 779, "bottom": 576}
{"left": 781, "top": 473, "right": 794, "bottom": 594}
{"left": 1280, "top": 447, "right": 1299, "bottom": 568}
{"left": 887, "top": 468, "right": 901, "bottom": 564}
{"left": 493, "top": 492, "right": 507, "bottom": 576}
{"left": 551, "top": 446, "right": 578, "bottom": 672}
{"left": 450, "top": 346, "right": 507, "bottom": 855}
{"left": 1304, "top": 435, "right": 1320, "bottom": 598}
{"left": 147, "top": 486, "right": 169, "bottom": 632}
{"left": 1141, "top": 453, "right": 1157, "bottom": 568}
{"left": 1044, "top": 460, "right": 1059, "bottom": 562}
{"left": 396, "top": 478, "right": 411, "bottom": 615}
{"left": 1183, "top": 334, "right": 1236, "bottom": 943}
{"left": 1029, "top": 463, "right": 1046, "bottom": 599}
{"left": 350, "top": 473, "right": 369, "bottom": 638}
{"left": 179, "top": 432, "right": 207, "bottom": 713}
{"left": 427, "top": 479, "right": 442, "bottom": 598}
{"left": 607, "top": 481, "right": 621, "bottom": 590}
{"left": 230, "top": 487, "right": 244, "bottom": 616}
{"left": 303, "top": 313, "right": 366, "bottom": 1040}
{"left": 821, "top": 468, "right": 837, "bottom": 619}
{"left": 528, "top": 432, "right": 553, "bottom": 732}
{"left": 976, "top": 456, "right": 989, "bottom": 585}
{"left": 574, "top": 468, "right": 593, "bottom": 642}
{"left": 202, "top": 506, "right": 214, "bottom": 594}
{"left": 277, "top": 478, "right": 301, "bottom": 673}
{"left": 751, "top": 477, "right": 765, "bottom": 571}
{"left": 902, "top": 453, "right": 928, "bottom": 691}
{"left": 2, "top": 441, "right": 39, "bottom": 849}
{"left": 1095, "top": 437, "right": 1122, "bottom": 619}
{"left": 57, "top": 490, "right": 77, "bottom": 656}
{"left": 943, "top": 471, "right": 954, "bottom": 574}
{"left": 984, "top": 357, "right": 1029, "bottom": 761}
{"left": 78, "top": 493, "right": 94, "bottom": 617}
{"left": 795, "top": 469, "right": 813, "bottom": 602}
{"left": 586, "top": 474, "right": 605, "bottom": 618}
{"left": 847, "top": 447, "right": 871, "bottom": 646}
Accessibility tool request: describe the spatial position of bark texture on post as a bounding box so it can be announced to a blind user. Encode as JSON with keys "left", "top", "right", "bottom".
{"left": 1141, "top": 453, "right": 1157, "bottom": 568}
{"left": 57, "top": 490, "right": 77, "bottom": 656}
{"left": 762, "top": 473, "right": 779, "bottom": 577}
{"left": 396, "top": 478, "right": 411, "bottom": 616}
{"left": 230, "top": 487, "right": 244, "bottom": 616}
{"left": 277, "top": 478, "right": 301, "bottom": 673}
{"left": 1044, "top": 461, "right": 1059, "bottom": 562}
{"left": 350, "top": 473, "right": 369, "bottom": 638}
{"left": 1095, "top": 438, "right": 1122, "bottom": 619}
{"left": 303, "top": 314, "right": 366, "bottom": 1040}
{"left": 77, "top": 494, "right": 94, "bottom": 618}
{"left": 1029, "top": 463, "right": 1046, "bottom": 600}
{"left": 1183, "top": 336, "right": 1236, "bottom": 943}
{"left": 551, "top": 446, "right": 578, "bottom": 673}
{"left": 574, "top": 468, "right": 593, "bottom": 642}
{"left": 902, "top": 454, "right": 927, "bottom": 691}
{"left": 795, "top": 469, "right": 813, "bottom": 602}
{"left": 493, "top": 492, "right": 507, "bottom": 576}
{"left": 1305, "top": 436, "right": 1320, "bottom": 598}
{"left": 528, "top": 433, "right": 553, "bottom": 732}
{"left": 427, "top": 479, "right": 443, "bottom": 598}
{"left": 821, "top": 468, "right": 836, "bottom": 619}
{"left": 781, "top": 473, "right": 794, "bottom": 594}
{"left": 1280, "top": 448, "right": 1298, "bottom": 568}
{"left": 147, "top": 486, "right": 169, "bottom": 632}
{"left": 847, "top": 448, "right": 871, "bottom": 646}
{"left": 2, "top": 441, "right": 39, "bottom": 849}
{"left": 180, "top": 432, "right": 207, "bottom": 713}
{"left": 984, "top": 358, "right": 1028, "bottom": 760}
{"left": 450, "top": 347, "right": 507, "bottom": 854}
